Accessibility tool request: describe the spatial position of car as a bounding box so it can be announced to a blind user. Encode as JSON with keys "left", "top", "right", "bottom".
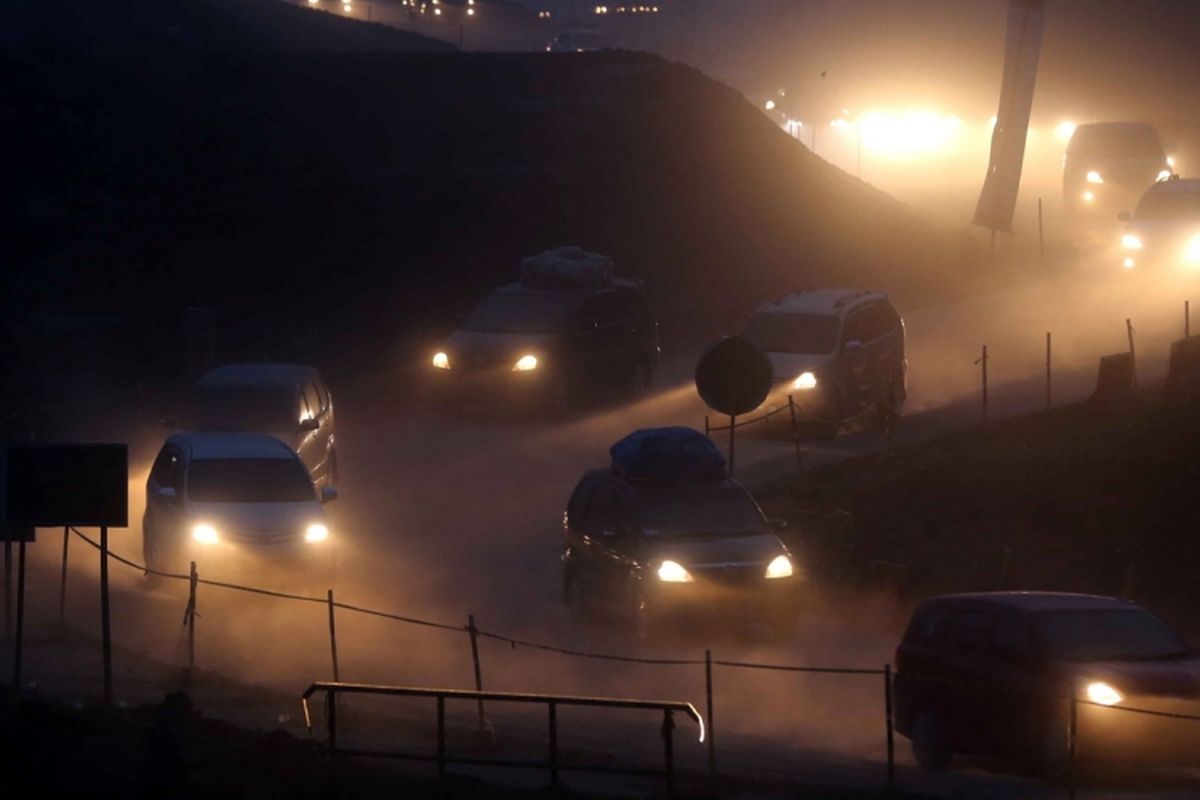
{"left": 545, "top": 29, "right": 609, "bottom": 53}
{"left": 1117, "top": 176, "right": 1200, "bottom": 271}
{"left": 429, "top": 247, "right": 659, "bottom": 413}
{"left": 561, "top": 428, "right": 804, "bottom": 638}
{"left": 894, "top": 592, "right": 1200, "bottom": 777}
{"left": 740, "top": 288, "right": 906, "bottom": 436}
{"left": 143, "top": 432, "right": 338, "bottom": 582}
{"left": 184, "top": 364, "right": 337, "bottom": 489}
{"left": 1063, "top": 122, "right": 1172, "bottom": 216}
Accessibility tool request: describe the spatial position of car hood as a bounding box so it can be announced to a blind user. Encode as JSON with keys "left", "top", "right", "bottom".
{"left": 645, "top": 533, "right": 786, "bottom": 566}
{"left": 443, "top": 330, "right": 561, "bottom": 370}
{"left": 1071, "top": 655, "right": 1200, "bottom": 698}
{"left": 766, "top": 352, "right": 834, "bottom": 384}
{"left": 186, "top": 501, "right": 324, "bottom": 543}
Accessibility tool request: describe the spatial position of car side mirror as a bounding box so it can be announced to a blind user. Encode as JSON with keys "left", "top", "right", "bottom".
{"left": 299, "top": 418, "right": 319, "bottom": 432}
{"left": 1117, "top": 211, "right": 1131, "bottom": 222}
{"left": 843, "top": 339, "right": 863, "bottom": 353}
{"left": 321, "top": 486, "right": 338, "bottom": 504}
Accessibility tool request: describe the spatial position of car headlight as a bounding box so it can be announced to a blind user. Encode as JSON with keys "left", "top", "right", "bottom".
{"left": 1157, "top": 169, "right": 1173, "bottom": 182}
{"left": 657, "top": 560, "right": 694, "bottom": 583}
{"left": 1086, "top": 170, "right": 1103, "bottom": 184}
{"left": 432, "top": 351, "right": 450, "bottom": 370}
{"left": 1085, "top": 681, "right": 1124, "bottom": 706}
{"left": 192, "top": 524, "right": 219, "bottom": 544}
{"left": 765, "top": 554, "right": 794, "bottom": 579}
{"left": 792, "top": 371, "right": 817, "bottom": 391}
{"left": 1121, "top": 233, "right": 1143, "bottom": 250}
{"left": 305, "top": 523, "right": 329, "bottom": 543}
{"left": 512, "top": 354, "right": 538, "bottom": 372}
{"left": 1185, "top": 235, "right": 1200, "bottom": 265}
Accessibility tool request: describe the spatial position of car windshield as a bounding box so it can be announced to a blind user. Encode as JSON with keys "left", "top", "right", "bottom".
{"left": 187, "top": 458, "right": 314, "bottom": 503}
{"left": 1036, "top": 609, "right": 1191, "bottom": 661}
{"left": 189, "top": 386, "right": 294, "bottom": 431}
{"left": 1135, "top": 191, "right": 1200, "bottom": 221}
{"left": 462, "top": 290, "right": 575, "bottom": 334}
{"left": 636, "top": 488, "right": 765, "bottom": 537}
{"left": 1068, "top": 124, "right": 1164, "bottom": 158}
{"left": 742, "top": 313, "right": 840, "bottom": 354}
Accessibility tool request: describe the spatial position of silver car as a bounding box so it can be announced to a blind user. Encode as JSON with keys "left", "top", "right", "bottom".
{"left": 142, "top": 432, "right": 338, "bottom": 581}
{"left": 185, "top": 364, "right": 338, "bottom": 488}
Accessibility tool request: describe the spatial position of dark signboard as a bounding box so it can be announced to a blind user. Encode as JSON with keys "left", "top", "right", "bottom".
{"left": 694, "top": 336, "right": 774, "bottom": 417}
{"left": 1, "top": 444, "right": 128, "bottom": 528}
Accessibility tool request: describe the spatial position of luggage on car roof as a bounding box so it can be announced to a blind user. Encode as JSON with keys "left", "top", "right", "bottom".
{"left": 520, "top": 246, "right": 613, "bottom": 290}
{"left": 609, "top": 427, "right": 726, "bottom": 482}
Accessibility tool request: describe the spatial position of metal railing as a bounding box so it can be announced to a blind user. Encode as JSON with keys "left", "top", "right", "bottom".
{"left": 300, "top": 682, "right": 703, "bottom": 795}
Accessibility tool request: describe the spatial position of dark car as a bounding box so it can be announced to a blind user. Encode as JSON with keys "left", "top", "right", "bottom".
{"left": 561, "top": 448, "right": 803, "bottom": 638}
{"left": 894, "top": 592, "right": 1200, "bottom": 776}
{"left": 1063, "top": 122, "right": 1171, "bottom": 216}
{"left": 741, "top": 288, "right": 906, "bottom": 436}
{"left": 429, "top": 249, "right": 659, "bottom": 412}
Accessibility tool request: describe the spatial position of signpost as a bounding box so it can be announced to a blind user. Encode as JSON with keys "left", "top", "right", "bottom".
{"left": 694, "top": 337, "right": 773, "bottom": 475}
{"left": 1, "top": 444, "right": 128, "bottom": 704}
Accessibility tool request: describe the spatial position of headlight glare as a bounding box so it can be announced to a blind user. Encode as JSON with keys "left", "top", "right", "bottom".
{"left": 792, "top": 371, "right": 817, "bottom": 391}
{"left": 657, "top": 559, "right": 694, "bottom": 583}
{"left": 305, "top": 523, "right": 329, "bottom": 543}
{"left": 513, "top": 354, "right": 538, "bottom": 372}
{"left": 1085, "top": 170, "right": 1103, "bottom": 184}
{"left": 765, "top": 554, "right": 794, "bottom": 579}
{"left": 192, "top": 524, "right": 219, "bottom": 544}
{"left": 1185, "top": 235, "right": 1200, "bottom": 265}
{"left": 1085, "top": 681, "right": 1124, "bottom": 706}
{"left": 1121, "top": 233, "right": 1143, "bottom": 250}
{"left": 1157, "top": 169, "right": 1173, "bottom": 182}
{"left": 432, "top": 351, "right": 450, "bottom": 370}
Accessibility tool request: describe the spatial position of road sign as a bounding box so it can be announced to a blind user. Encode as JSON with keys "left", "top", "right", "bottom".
{"left": 1, "top": 444, "right": 128, "bottom": 528}
{"left": 694, "top": 336, "right": 773, "bottom": 417}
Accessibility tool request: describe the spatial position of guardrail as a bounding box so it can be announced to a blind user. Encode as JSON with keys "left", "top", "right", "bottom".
{"left": 300, "top": 682, "right": 703, "bottom": 795}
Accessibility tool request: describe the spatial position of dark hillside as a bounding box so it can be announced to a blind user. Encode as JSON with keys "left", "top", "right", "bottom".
{"left": 4, "top": 0, "right": 978, "bottom": 404}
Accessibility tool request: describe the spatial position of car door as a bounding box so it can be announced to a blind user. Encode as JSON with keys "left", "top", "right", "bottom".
{"left": 978, "top": 611, "right": 1045, "bottom": 755}
{"left": 145, "top": 445, "right": 186, "bottom": 545}
{"left": 303, "top": 379, "right": 334, "bottom": 484}
{"left": 838, "top": 307, "right": 873, "bottom": 414}
{"left": 566, "top": 479, "right": 606, "bottom": 599}
{"left": 296, "top": 382, "right": 323, "bottom": 482}
{"left": 574, "top": 292, "right": 624, "bottom": 388}
{"left": 937, "top": 607, "right": 999, "bottom": 754}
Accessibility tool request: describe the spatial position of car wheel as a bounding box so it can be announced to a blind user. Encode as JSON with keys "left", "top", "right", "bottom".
{"left": 1035, "top": 714, "right": 1072, "bottom": 782}
{"left": 911, "top": 707, "right": 952, "bottom": 770}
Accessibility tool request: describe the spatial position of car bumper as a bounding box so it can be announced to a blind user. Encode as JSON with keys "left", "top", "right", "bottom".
{"left": 428, "top": 366, "right": 557, "bottom": 406}
{"left": 646, "top": 576, "right": 803, "bottom": 624}
{"left": 177, "top": 537, "right": 335, "bottom": 583}
{"left": 1077, "top": 699, "right": 1200, "bottom": 765}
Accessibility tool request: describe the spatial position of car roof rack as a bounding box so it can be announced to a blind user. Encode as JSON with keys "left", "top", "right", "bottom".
{"left": 832, "top": 289, "right": 872, "bottom": 308}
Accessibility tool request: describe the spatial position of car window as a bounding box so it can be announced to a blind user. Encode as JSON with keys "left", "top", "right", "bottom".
{"left": 582, "top": 292, "right": 628, "bottom": 327}
{"left": 947, "top": 609, "right": 995, "bottom": 652}
{"left": 189, "top": 385, "right": 296, "bottom": 431}
{"left": 991, "top": 614, "right": 1035, "bottom": 660}
{"left": 587, "top": 485, "right": 621, "bottom": 528}
{"left": 635, "top": 487, "right": 765, "bottom": 537}
{"left": 843, "top": 308, "right": 873, "bottom": 344}
{"left": 302, "top": 383, "right": 320, "bottom": 419}
{"left": 462, "top": 290, "right": 577, "bottom": 334}
{"left": 310, "top": 380, "right": 328, "bottom": 413}
{"left": 904, "top": 605, "right": 950, "bottom": 646}
{"left": 150, "top": 447, "right": 182, "bottom": 492}
{"left": 187, "top": 458, "right": 315, "bottom": 503}
{"left": 742, "top": 312, "right": 840, "bottom": 354}
{"left": 845, "top": 304, "right": 892, "bottom": 344}
{"left": 1135, "top": 191, "right": 1200, "bottom": 221}
{"left": 568, "top": 481, "right": 596, "bottom": 521}
{"left": 1034, "top": 609, "right": 1191, "bottom": 661}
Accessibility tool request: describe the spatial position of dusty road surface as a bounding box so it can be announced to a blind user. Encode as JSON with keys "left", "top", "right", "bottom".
{"left": 13, "top": 264, "right": 1200, "bottom": 799}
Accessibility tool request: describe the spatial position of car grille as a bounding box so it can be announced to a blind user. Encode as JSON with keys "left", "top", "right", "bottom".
{"left": 692, "top": 562, "right": 765, "bottom": 588}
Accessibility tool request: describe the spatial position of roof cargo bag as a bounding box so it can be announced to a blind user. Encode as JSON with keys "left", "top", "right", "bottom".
{"left": 520, "top": 246, "right": 613, "bottom": 290}
{"left": 609, "top": 426, "right": 726, "bottom": 482}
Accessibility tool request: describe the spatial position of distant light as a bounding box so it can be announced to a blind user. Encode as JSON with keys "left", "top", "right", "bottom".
{"left": 1186, "top": 235, "right": 1200, "bottom": 265}
{"left": 1056, "top": 121, "right": 1077, "bottom": 141}
{"left": 433, "top": 6, "right": 441, "bottom": 14}
{"left": 1121, "top": 233, "right": 1143, "bottom": 250}
{"left": 1167, "top": 155, "right": 1177, "bottom": 168}
{"left": 307, "top": 0, "right": 318, "bottom": 5}
{"left": 764, "top": 99, "right": 776, "bottom": 111}
{"left": 1082, "top": 191, "right": 1095, "bottom": 203}
{"left": 343, "top": 1, "right": 351, "bottom": 9}
{"left": 1157, "top": 169, "right": 1173, "bottom": 182}
{"left": 467, "top": 6, "right": 475, "bottom": 14}
{"left": 857, "top": 109, "right": 962, "bottom": 159}
{"left": 988, "top": 114, "right": 998, "bottom": 127}
{"left": 1123, "top": 257, "right": 1136, "bottom": 269}
{"left": 1086, "top": 170, "right": 1103, "bottom": 184}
